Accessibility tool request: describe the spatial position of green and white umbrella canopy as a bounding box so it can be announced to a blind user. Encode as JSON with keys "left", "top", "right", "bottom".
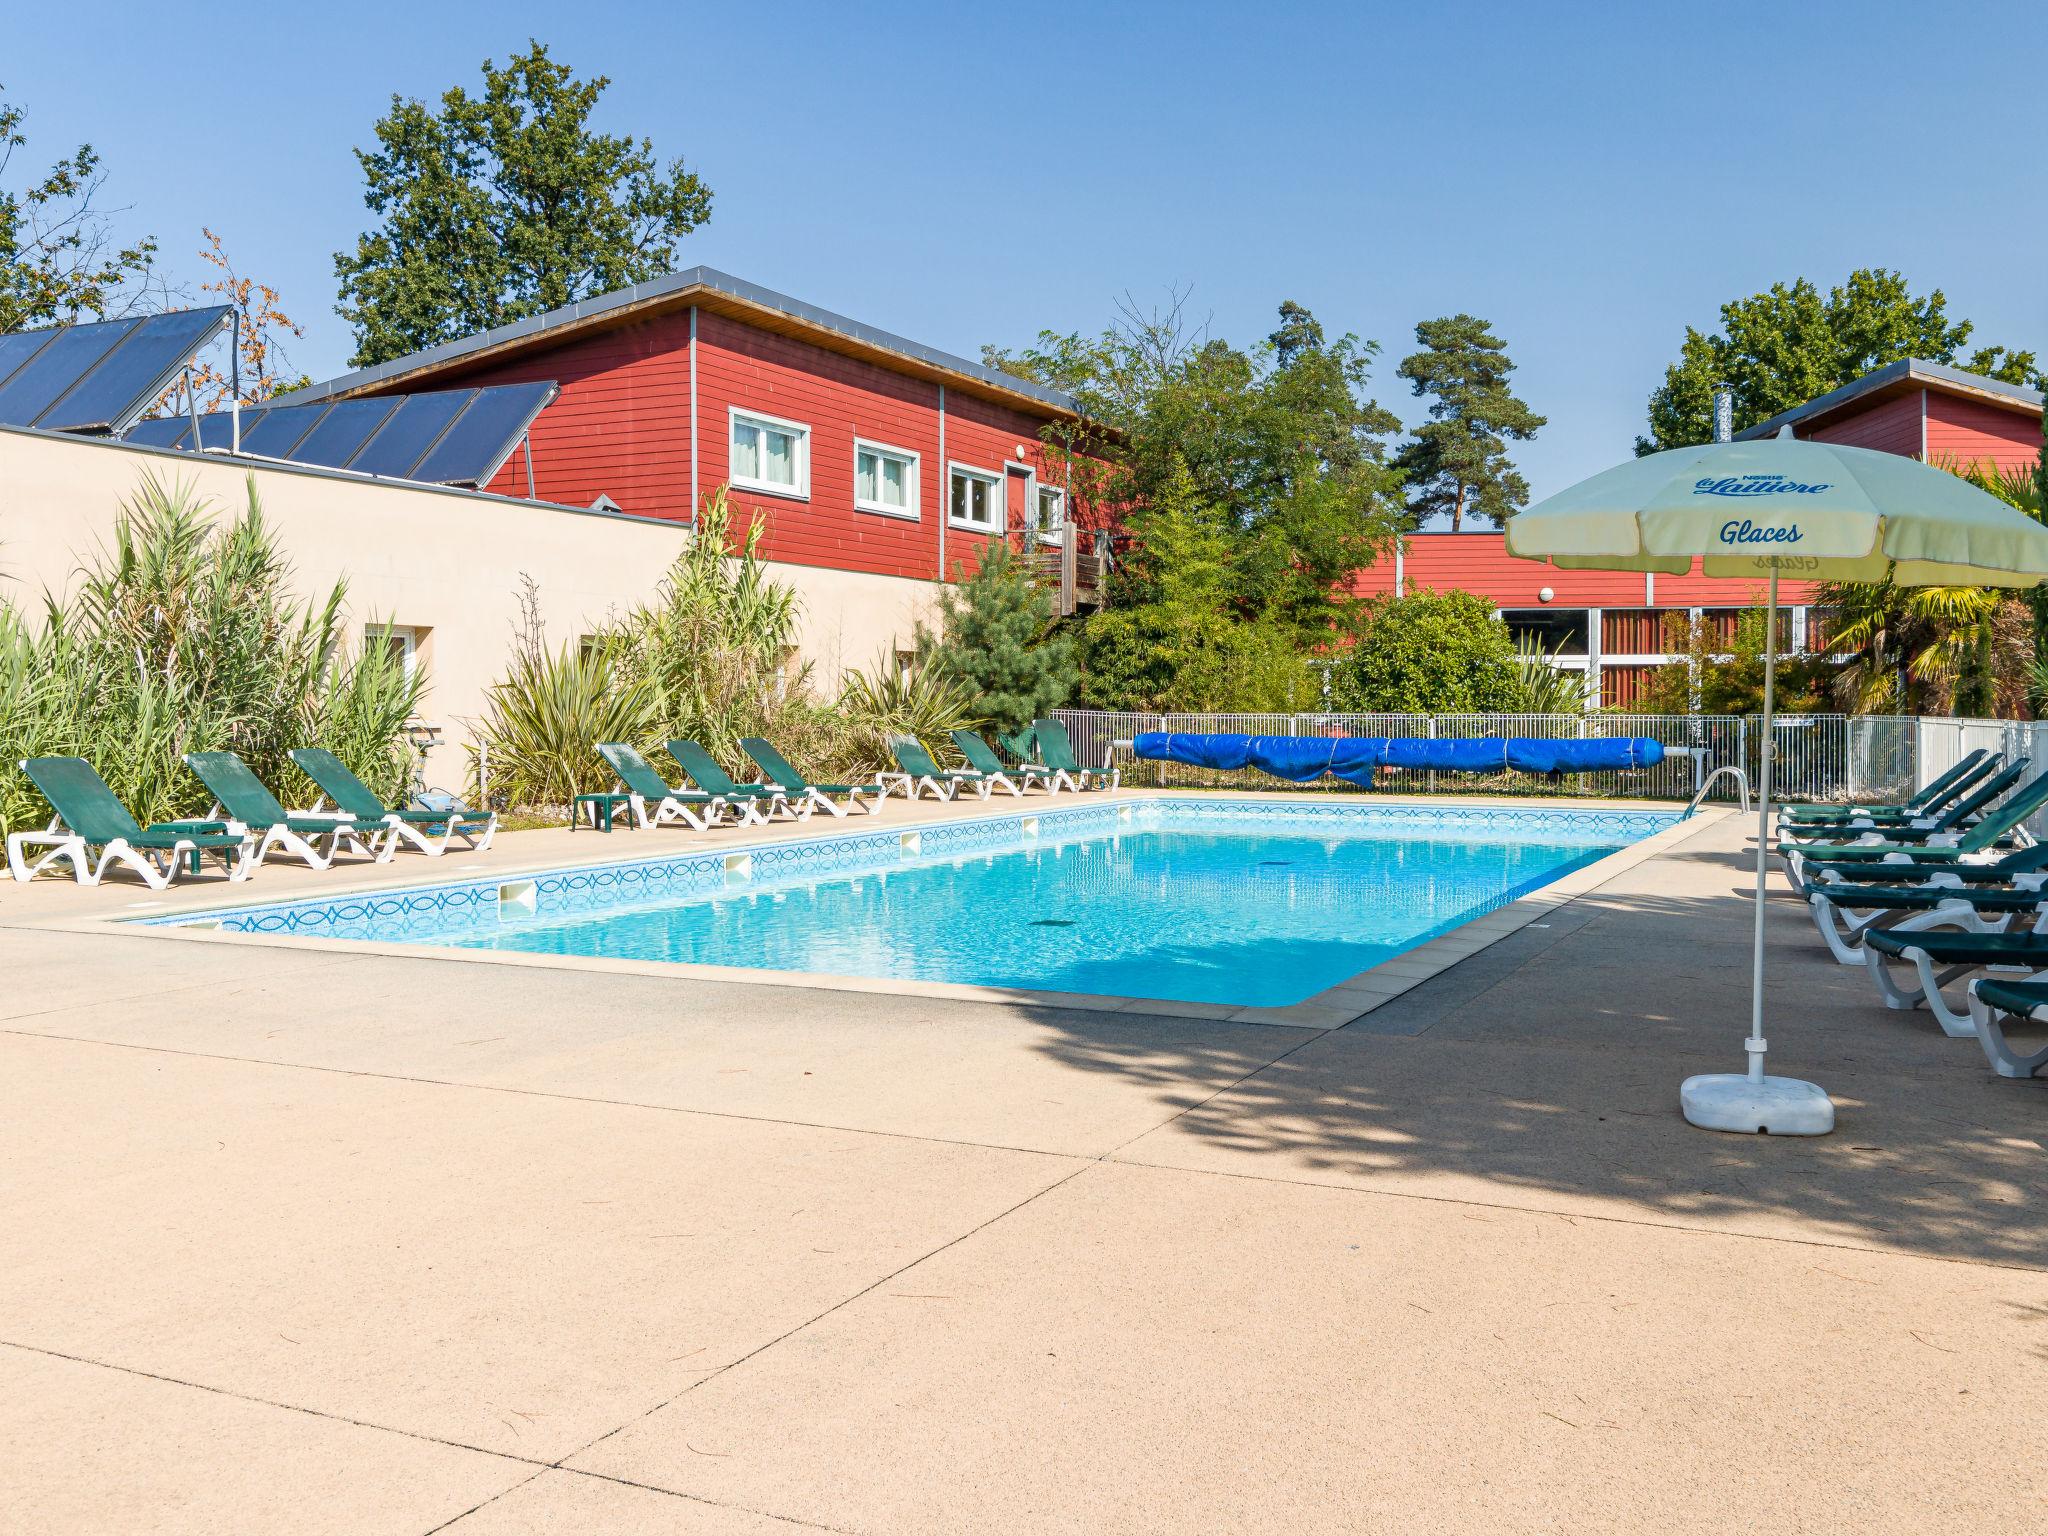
{"left": 1505, "top": 430, "right": 2048, "bottom": 1136}
{"left": 1507, "top": 435, "right": 2048, "bottom": 587}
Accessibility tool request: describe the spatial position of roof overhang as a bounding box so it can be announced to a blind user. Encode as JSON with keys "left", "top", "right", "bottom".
{"left": 275, "top": 267, "right": 1096, "bottom": 426}
{"left": 1735, "top": 357, "right": 2045, "bottom": 442}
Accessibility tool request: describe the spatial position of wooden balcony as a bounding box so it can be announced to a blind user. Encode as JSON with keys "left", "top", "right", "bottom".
{"left": 1021, "top": 534, "right": 1109, "bottom": 616}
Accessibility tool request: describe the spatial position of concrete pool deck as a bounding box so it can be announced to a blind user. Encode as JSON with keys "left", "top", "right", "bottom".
{"left": 3, "top": 793, "right": 2045, "bottom": 1532}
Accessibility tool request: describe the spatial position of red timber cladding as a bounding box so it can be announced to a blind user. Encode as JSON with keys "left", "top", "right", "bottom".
{"left": 1924, "top": 394, "right": 2041, "bottom": 474}
{"left": 454, "top": 306, "right": 1090, "bottom": 583}
{"left": 693, "top": 310, "right": 944, "bottom": 579}
{"left": 1351, "top": 536, "right": 1818, "bottom": 610}
{"left": 1352, "top": 534, "right": 1821, "bottom": 609}
{"left": 940, "top": 388, "right": 1073, "bottom": 578}
{"left": 1803, "top": 391, "right": 1922, "bottom": 457}
{"left": 1601, "top": 664, "right": 1661, "bottom": 709}
{"left": 468, "top": 312, "right": 695, "bottom": 516}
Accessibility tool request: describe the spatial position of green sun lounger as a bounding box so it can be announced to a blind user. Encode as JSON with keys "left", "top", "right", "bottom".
{"left": 290, "top": 747, "right": 496, "bottom": 858}
{"left": 883, "top": 735, "right": 993, "bottom": 802}
{"left": 185, "top": 751, "right": 381, "bottom": 870}
{"left": 738, "top": 737, "right": 884, "bottom": 817}
{"left": 1780, "top": 748, "right": 1995, "bottom": 826}
{"left": 951, "top": 730, "right": 1041, "bottom": 796}
{"left": 995, "top": 726, "right": 1042, "bottom": 768}
{"left": 1801, "top": 840, "right": 2048, "bottom": 889}
{"left": 1863, "top": 920, "right": 2048, "bottom": 1038}
{"left": 1780, "top": 757, "right": 2026, "bottom": 848}
{"left": 7, "top": 755, "right": 250, "bottom": 890}
{"left": 595, "top": 743, "right": 733, "bottom": 830}
{"left": 1032, "top": 718, "right": 1117, "bottom": 792}
{"left": 1806, "top": 874, "right": 2048, "bottom": 965}
{"left": 1964, "top": 977, "right": 2048, "bottom": 1078}
{"left": 665, "top": 739, "right": 798, "bottom": 823}
{"left": 1782, "top": 768, "right": 2048, "bottom": 894}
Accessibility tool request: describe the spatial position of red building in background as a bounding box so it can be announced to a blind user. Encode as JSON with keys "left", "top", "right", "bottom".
{"left": 1356, "top": 360, "right": 2045, "bottom": 707}
{"left": 278, "top": 269, "right": 1106, "bottom": 675}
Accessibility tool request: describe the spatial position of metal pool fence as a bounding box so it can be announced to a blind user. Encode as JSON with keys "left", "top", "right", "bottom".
{"left": 1050, "top": 710, "right": 2016, "bottom": 815}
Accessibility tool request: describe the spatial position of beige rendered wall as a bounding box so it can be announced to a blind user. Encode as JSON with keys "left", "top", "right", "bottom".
{"left": 0, "top": 428, "right": 935, "bottom": 786}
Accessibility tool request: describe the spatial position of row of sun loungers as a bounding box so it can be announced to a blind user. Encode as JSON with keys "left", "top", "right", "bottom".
{"left": 9, "top": 721, "right": 1116, "bottom": 892}
{"left": 5, "top": 748, "right": 497, "bottom": 891}
{"left": 587, "top": 723, "right": 1118, "bottom": 830}
{"left": 1781, "top": 747, "right": 2048, "bottom": 1079}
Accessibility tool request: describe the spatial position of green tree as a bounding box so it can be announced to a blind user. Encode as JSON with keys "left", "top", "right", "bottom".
{"left": 1390, "top": 314, "right": 1546, "bottom": 531}
{"left": 1638, "top": 269, "right": 2042, "bottom": 454}
{"left": 987, "top": 294, "right": 1404, "bottom": 641}
{"left": 334, "top": 42, "right": 712, "bottom": 366}
{"left": 1331, "top": 588, "right": 1521, "bottom": 712}
{"left": 919, "top": 543, "right": 1075, "bottom": 733}
{"left": 1073, "top": 457, "right": 1319, "bottom": 711}
{"left": 0, "top": 86, "right": 158, "bottom": 330}
{"left": 1639, "top": 607, "right": 1831, "bottom": 716}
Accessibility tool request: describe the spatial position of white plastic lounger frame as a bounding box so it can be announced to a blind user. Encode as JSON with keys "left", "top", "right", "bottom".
{"left": 304, "top": 796, "right": 498, "bottom": 860}
{"left": 796, "top": 783, "right": 884, "bottom": 818}
{"left": 623, "top": 791, "right": 731, "bottom": 832}
{"left": 1966, "top": 980, "right": 2048, "bottom": 1078}
{"left": 877, "top": 769, "right": 989, "bottom": 803}
{"left": 1862, "top": 908, "right": 2048, "bottom": 1037}
{"left": 252, "top": 817, "right": 385, "bottom": 871}
{"left": 6, "top": 819, "right": 253, "bottom": 891}
{"left": 1805, "top": 868, "right": 2037, "bottom": 965}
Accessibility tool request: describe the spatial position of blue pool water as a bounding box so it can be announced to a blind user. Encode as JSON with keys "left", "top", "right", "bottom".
{"left": 147, "top": 800, "right": 1676, "bottom": 1007}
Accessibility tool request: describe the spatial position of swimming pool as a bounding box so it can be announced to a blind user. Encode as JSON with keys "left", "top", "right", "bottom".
{"left": 143, "top": 799, "right": 1679, "bottom": 1007}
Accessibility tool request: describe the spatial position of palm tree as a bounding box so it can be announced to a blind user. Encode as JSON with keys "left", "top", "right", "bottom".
{"left": 1819, "top": 459, "right": 2044, "bottom": 716}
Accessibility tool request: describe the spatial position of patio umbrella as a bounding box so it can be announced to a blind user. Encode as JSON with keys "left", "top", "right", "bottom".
{"left": 1507, "top": 425, "right": 2048, "bottom": 1134}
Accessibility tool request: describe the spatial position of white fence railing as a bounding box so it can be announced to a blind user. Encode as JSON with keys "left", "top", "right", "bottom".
{"left": 1052, "top": 709, "right": 1949, "bottom": 809}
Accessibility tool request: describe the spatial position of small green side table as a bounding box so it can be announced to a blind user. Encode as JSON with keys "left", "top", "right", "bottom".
{"left": 572, "top": 793, "right": 635, "bottom": 832}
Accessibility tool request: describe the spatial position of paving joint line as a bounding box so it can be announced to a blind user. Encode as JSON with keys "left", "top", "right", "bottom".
{"left": 0, "top": 1339, "right": 551, "bottom": 1468}
{"left": 552, "top": 1160, "right": 1099, "bottom": 1473}
{"left": 1102, "top": 1153, "right": 2048, "bottom": 1275}
{"left": 0, "top": 1025, "right": 1091, "bottom": 1166}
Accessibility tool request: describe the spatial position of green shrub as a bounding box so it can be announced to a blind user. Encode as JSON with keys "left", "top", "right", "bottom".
{"left": 470, "top": 641, "right": 657, "bottom": 809}
{"left": 838, "top": 651, "right": 981, "bottom": 764}
{"left": 1332, "top": 587, "right": 1519, "bottom": 712}
{"left": 0, "top": 472, "right": 421, "bottom": 836}
{"left": 917, "top": 541, "right": 1074, "bottom": 732}
{"left": 1077, "top": 604, "right": 1320, "bottom": 712}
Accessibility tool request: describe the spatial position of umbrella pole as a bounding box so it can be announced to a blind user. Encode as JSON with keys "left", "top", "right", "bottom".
{"left": 1680, "top": 561, "right": 1834, "bottom": 1134}
{"left": 1747, "top": 568, "right": 1777, "bottom": 1084}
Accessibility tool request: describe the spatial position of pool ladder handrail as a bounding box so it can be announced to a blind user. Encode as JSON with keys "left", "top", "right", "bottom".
{"left": 1686, "top": 764, "right": 1751, "bottom": 817}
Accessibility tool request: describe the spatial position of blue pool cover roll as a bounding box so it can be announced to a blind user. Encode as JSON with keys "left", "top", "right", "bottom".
{"left": 1131, "top": 732, "right": 1663, "bottom": 785}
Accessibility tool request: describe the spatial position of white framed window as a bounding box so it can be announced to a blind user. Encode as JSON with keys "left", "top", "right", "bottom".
{"left": 371, "top": 622, "right": 423, "bottom": 680}
{"left": 949, "top": 464, "right": 1001, "bottom": 532}
{"left": 729, "top": 407, "right": 810, "bottom": 499}
{"left": 1032, "top": 484, "right": 1066, "bottom": 544}
{"left": 854, "top": 438, "right": 920, "bottom": 519}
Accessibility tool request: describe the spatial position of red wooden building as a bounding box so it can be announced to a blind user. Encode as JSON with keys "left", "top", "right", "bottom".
{"left": 1354, "top": 360, "right": 2045, "bottom": 707}
{"left": 278, "top": 269, "right": 1104, "bottom": 672}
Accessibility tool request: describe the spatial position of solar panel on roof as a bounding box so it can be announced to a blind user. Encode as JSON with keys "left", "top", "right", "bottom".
{"left": 121, "top": 416, "right": 195, "bottom": 449}
{"left": 410, "top": 382, "right": 555, "bottom": 486}
{"left": 235, "top": 403, "right": 329, "bottom": 457}
{"left": 347, "top": 391, "right": 471, "bottom": 478}
{"left": 0, "top": 306, "right": 232, "bottom": 432}
{"left": 39, "top": 307, "right": 234, "bottom": 432}
{"left": 0, "top": 318, "right": 138, "bottom": 426}
{"left": 286, "top": 397, "right": 401, "bottom": 470}
{"left": 109, "top": 379, "right": 558, "bottom": 492}
{"left": 0, "top": 329, "right": 61, "bottom": 393}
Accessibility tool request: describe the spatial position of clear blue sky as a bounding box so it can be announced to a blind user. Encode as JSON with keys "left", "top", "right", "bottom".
{"left": 10, "top": 1, "right": 2044, "bottom": 499}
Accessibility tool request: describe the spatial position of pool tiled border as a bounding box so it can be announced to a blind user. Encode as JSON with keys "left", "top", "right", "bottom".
{"left": 79, "top": 793, "right": 1729, "bottom": 1030}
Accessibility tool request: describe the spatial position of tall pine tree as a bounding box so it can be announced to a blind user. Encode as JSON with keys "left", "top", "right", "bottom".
{"left": 919, "top": 543, "right": 1076, "bottom": 733}
{"left": 1391, "top": 315, "right": 1545, "bottom": 532}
